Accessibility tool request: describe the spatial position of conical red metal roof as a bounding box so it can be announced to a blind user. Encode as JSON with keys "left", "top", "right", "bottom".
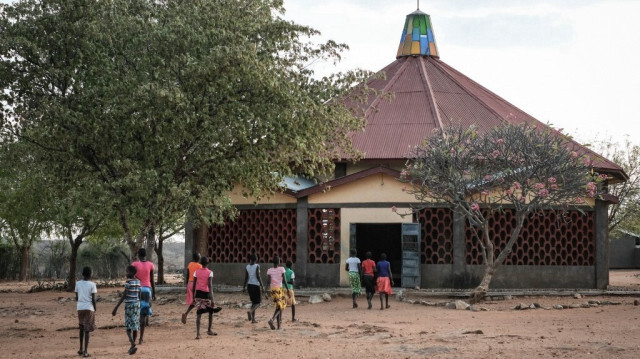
{"left": 344, "top": 10, "right": 626, "bottom": 181}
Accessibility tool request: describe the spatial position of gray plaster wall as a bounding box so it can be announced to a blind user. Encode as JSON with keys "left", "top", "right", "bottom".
{"left": 610, "top": 235, "right": 640, "bottom": 269}
{"left": 306, "top": 264, "right": 340, "bottom": 287}
{"left": 422, "top": 265, "right": 596, "bottom": 289}
{"left": 205, "top": 262, "right": 596, "bottom": 289}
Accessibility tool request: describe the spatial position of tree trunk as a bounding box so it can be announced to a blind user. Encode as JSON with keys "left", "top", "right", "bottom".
{"left": 18, "top": 246, "right": 30, "bottom": 281}
{"left": 470, "top": 265, "right": 495, "bottom": 304}
{"left": 67, "top": 241, "right": 81, "bottom": 292}
{"left": 155, "top": 239, "right": 165, "bottom": 285}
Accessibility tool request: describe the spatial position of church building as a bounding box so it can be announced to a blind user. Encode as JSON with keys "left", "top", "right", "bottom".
{"left": 185, "top": 6, "right": 626, "bottom": 289}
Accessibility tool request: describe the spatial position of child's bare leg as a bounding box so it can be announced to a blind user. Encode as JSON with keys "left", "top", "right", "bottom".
{"left": 206, "top": 312, "right": 216, "bottom": 335}
{"left": 250, "top": 303, "right": 259, "bottom": 322}
{"left": 126, "top": 329, "right": 137, "bottom": 354}
{"left": 291, "top": 305, "right": 296, "bottom": 321}
{"left": 182, "top": 305, "right": 194, "bottom": 324}
{"left": 352, "top": 293, "right": 358, "bottom": 308}
{"left": 276, "top": 310, "right": 282, "bottom": 329}
{"left": 385, "top": 294, "right": 390, "bottom": 308}
{"left": 268, "top": 308, "right": 278, "bottom": 330}
{"left": 379, "top": 293, "right": 385, "bottom": 309}
{"left": 139, "top": 315, "right": 146, "bottom": 344}
{"left": 195, "top": 313, "right": 202, "bottom": 339}
{"left": 83, "top": 331, "right": 90, "bottom": 355}
{"left": 78, "top": 327, "right": 84, "bottom": 355}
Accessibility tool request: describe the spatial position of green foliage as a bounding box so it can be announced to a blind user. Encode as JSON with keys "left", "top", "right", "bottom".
{"left": 403, "top": 123, "right": 603, "bottom": 288}
{"left": 591, "top": 137, "right": 640, "bottom": 234}
{"left": 0, "top": 141, "right": 52, "bottom": 279}
{"left": 1, "top": 0, "right": 366, "bottom": 256}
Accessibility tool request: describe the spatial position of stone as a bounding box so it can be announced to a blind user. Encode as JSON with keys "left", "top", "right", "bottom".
{"left": 321, "top": 293, "right": 332, "bottom": 302}
{"left": 529, "top": 304, "right": 536, "bottom": 309}
{"left": 573, "top": 293, "right": 582, "bottom": 299}
{"left": 454, "top": 300, "right": 470, "bottom": 310}
{"left": 308, "top": 295, "right": 324, "bottom": 304}
{"left": 634, "top": 300, "right": 639, "bottom": 306}
{"left": 462, "top": 329, "right": 484, "bottom": 335}
{"left": 504, "top": 295, "right": 513, "bottom": 300}
{"left": 395, "top": 290, "right": 404, "bottom": 301}
{"left": 414, "top": 286, "right": 420, "bottom": 290}
{"left": 445, "top": 302, "right": 456, "bottom": 309}
{"left": 569, "top": 304, "right": 581, "bottom": 309}
{"left": 515, "top": 303, "right": 528, "bottom": 310}
{"left": 553, "top": 305, "right": 563, "bottom": 310}
{"left": 533, "top": 303, "right": 541, "bottom": 308}
{"left": 588, "top": 300, "right": 601, "bottom": 305}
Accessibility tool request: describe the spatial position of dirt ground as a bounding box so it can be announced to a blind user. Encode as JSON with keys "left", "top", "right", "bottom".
{"left": 1, "top": 271, "right": 640, "bottom": 359}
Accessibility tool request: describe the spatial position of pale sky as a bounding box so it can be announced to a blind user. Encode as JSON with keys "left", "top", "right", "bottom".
{"left": 283, "top": 0, "right": 640, "bottom": 146}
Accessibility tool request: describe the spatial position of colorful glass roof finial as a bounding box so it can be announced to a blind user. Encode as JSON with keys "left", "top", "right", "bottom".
{"left": 397, "top": 7, "right": 439, "bottom": 58}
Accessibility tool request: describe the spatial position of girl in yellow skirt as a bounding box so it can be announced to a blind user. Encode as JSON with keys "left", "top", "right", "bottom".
{"left": 266, "top": 256, "right": 288, "bottom": 330}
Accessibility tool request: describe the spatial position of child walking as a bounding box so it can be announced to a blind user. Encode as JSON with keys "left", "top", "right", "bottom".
{"left": 131, "top": 248, "right": 155, "bottom": 344}
{"left": 361, "top": 251, "right": 377, "bottom": 309}
{"left": 112, "top": 265, "right": 141, "bottom": 355}
{"left": 376, "top": 253, "right": 394, "bottom": 310}
{"left": 181, "top": 252, "right": 202, "bottom": 324}
{"left": 345, "top": 249, "right": 362, "bottom": 308}
{"left": 242, "top": 254, "right": 264, "bottom": 323}
{"left": 75, "top": 266, "right": 97, "bottom": 358}
{"left": 266, "top": 256, "right": 287, "bottom": 330}
{"left": 192, "top": 256, "right": 221, "bottom": 339}
{"left": 284, "top": 260, "right": 297, "bottom": 321}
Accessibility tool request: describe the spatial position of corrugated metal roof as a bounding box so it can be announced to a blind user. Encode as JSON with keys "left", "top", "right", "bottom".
{"left": 344, "top": 56, "right": 627, "bottom": 181}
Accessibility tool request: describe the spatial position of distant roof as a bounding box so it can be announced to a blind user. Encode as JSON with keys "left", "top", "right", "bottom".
{"left": 279, "top": 175, "right": 316, "bottom": 192}
{"left": 342, "top": 8, "right": 627, "bottom": 182}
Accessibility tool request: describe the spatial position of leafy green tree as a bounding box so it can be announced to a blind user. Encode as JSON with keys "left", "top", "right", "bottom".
{"left": 50, "top": 179, "right": 110, "bottom": 291}
{"left": 403, "top": 124, "right": 603, "bottom": 303}
{"left": 1, "top": 0, "right": 365, "bottom": 262}
{"left": 591, "top": 138, "right": 640, "bottom": 234}
{"left": 0, "top": 141, "right": 52, "bottom": 281}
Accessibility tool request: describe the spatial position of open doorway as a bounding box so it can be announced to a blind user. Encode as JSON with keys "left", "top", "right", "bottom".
{"left": 354, "top": 223, "right": 402, "bottom": 286}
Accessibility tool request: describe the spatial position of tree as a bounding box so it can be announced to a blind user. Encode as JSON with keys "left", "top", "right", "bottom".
{"left": 1, "top": 0, "right": 366, "bottom": 261}
{"left": 153, "top": 215, "right": 184, "bottom": 285}
{"left": 50, "top": 180, "right": 109, "bottom": 291}
{"left": 402, "top": 124, "right": 604, "bottom": 303}
{"left": 0, "top": 141, "right": 52, "bottom": 281}
{"left": 591, "top": 137, "right": 640, "bottom": 234}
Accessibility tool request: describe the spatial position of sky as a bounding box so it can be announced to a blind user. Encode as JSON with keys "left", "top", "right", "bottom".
{"left": 283, "top": 0, "right": 640, "bottom": 146}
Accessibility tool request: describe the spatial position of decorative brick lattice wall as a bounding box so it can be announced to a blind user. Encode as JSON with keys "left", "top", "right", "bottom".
{"left": 417, "top": 208, "right": 454, "bottom": 264}
{"left": 206, "top": 209, "right": 297, "bottom": 263}
{"left": 465, "top": 209, "right": 595, "bottom": 265}
{"left": 308, "top": 208, "right": 341, "bottom": 263}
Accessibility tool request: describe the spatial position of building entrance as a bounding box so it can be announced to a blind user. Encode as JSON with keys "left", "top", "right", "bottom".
{"left": 354, "top": 223, "right": 402, "bottom": 286}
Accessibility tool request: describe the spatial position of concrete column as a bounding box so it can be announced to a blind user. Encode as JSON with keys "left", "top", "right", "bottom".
{"left": 296, "top": 197, "right": 309, "bottom": 286}
{"left": 594, "top": 199, "right": 609, "bottom": 289}
{"left": 452, "top": 209, "right": 466, "bottom": 288}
